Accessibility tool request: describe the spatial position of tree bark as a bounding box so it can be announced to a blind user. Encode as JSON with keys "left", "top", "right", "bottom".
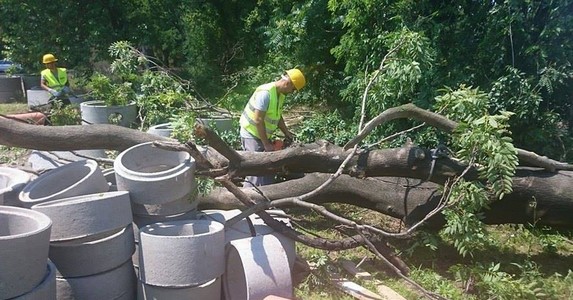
{"left": 2, "top": 115, "right": 573, "bottom": 229}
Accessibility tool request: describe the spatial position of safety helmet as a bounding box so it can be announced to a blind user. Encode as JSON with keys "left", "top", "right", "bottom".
{"left": 42, "top": 54, "right": 58, "bottom": 64}
{"left": 285, "top": 68, "right": 306, "bottom": 91}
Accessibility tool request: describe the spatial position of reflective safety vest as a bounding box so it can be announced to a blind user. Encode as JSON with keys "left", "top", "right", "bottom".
{"left": 240, "top": 83, "right": 285, "bottom": 139}
{"left": 41, "top": 68, "right": 68, "bottom": 91}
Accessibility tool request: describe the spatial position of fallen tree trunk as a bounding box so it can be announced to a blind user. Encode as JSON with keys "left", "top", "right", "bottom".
{"left": 2, "top": 115, "right": 573, "bottom": 229}
{"left": 198, "top": 172, "right": 573, "bottom": 228}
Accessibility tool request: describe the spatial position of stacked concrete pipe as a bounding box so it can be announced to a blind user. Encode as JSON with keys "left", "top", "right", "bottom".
{"left": 224, "top": 234, "right": 293, "bottom": 300}
{"left": 114, "top": 142, "right": 197, "bottom": 217}
{"left": 31, "top": 191, "right": 136, "bottom": 299}
{"left": 18, "top": 160, "right": 109, "bottom": 208}
{"left": 137, "top": 219, "right": 225, "bottom": 299}
{"left": 0, "top": 206, "right": 54, "bottom": 299}
{"left": 0, "top": 166, "right": 33, "bottom": 206}
{"left": 197, "top": 209, "right": 297, "bottom": 268}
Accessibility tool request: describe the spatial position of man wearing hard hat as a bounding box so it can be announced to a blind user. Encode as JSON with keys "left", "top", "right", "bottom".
{"left": 239, "top": 68, "right": 306, "bottom": 187}
{"left": 40, "top": 53, "right": 73, "bottom": 104}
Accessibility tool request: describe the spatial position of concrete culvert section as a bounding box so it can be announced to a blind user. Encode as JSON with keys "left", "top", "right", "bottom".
{"left": 138, "top": 277, "right": 221, "bottom": 300}
{"left": 198, "top": 209, "right": 297, "bottom": 268}
{"left": 114, "top": 142, "right": 196, "bottom": 206}
{"left": 138, "top": 220, "right": 225, "bottom": 287}
{"left": 56, "top": 259, "right": 137, "bottom": 300}
{"left": 11, "top": 260, "right": 56, "bottom": 300}
{"left": 0, "top": 206, "right": 52, "bottom": 299}
{"left": 223, "top": 234, "right": 293, "bottom": 300}
{"left": 0, "top": 167, "right": 33, "bottom": 206}
{"left": 146, "top": 123, "right": 174, "bottom": 137}
{"left": 31, "top": 191, "right": 133, "bottom": 241}
{"left": 49, "top": 224, "right": 135, "bottom": 278}
{"left": 19, "top": 160, "right": 109, "bottom": 208}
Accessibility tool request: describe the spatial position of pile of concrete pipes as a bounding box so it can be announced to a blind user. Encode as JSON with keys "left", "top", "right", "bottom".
{"left": 0, "top": 141, "right": 295, "bottom": 299}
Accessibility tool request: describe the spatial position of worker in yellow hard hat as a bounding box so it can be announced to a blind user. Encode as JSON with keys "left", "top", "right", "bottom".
{"left": 40, "top": 53, "right": 74, "bottom": 105}
{"left": 239, "top": 68, "right": 306, "bottom": 187}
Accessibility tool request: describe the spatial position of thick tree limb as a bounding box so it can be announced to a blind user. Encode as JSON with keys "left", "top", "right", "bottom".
{"left": 344, "top": 103, "right": 573, "bottom": 172}
{"left": 0, "top": 116, "right": 172, "bottom": 151}
{"left": 198, "top": 172, "right": 573, "bottom": 228}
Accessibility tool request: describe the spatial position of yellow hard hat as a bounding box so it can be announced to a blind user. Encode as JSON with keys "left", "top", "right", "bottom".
{"left": 42, "top": 54, "right": 58, "bottom": 64}
{"left": 286, "top": 68, "right": 306, "bottom": 91}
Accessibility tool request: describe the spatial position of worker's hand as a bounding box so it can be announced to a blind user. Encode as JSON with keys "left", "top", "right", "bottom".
{"left": 48, "top": 88, "right": 58, "bottom": 96}
{"left": 263, "top": 142, "right": 275, "bottom": 152}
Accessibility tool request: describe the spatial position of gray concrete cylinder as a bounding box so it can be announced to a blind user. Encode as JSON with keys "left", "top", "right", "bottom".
{"left": 0, "top": 206, "right": 52, "bottom": 299}
{"left": 224, "top": 234, "right": 293, "bottom": 300}
{"left": 198, "top": 209, "right": 296, "bottom": 268}
{"left": 0, "top": 167, "right": 32, "bottom": 206}
{"left": 114, "top": 142, "right": 196, "bottom": 205}
{"left": 138, "top": 277, "right": 221, "bottom": 300}
{"left": 19, "top": 160, "right": 109, "bottom": 208}
{"left": 138, "top": 220, "right": 225, "bottom": 287}
{"left": 12, "top": 260, "right": 56, "bottom": 300}
{"left": 31, "top": 191, "right": 132, "bottom": 241}
{"left": 56, "top": 259, "right": 136, "bottom": 300}
{"left": 80, "top": 100, "right": 137, "bottom": 127}
{"left": 146, "top": 123, "right": 174, "bottom": 137}
{"left": 49, "top": 224, "right": 135, "bottom": 277}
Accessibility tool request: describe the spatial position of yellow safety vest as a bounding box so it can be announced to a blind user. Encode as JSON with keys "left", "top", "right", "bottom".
{"left": 41, "top": 68, "right": 68, "bottom": 91}
{"left": 240, "top": 83, "right": 285, "bottom": 139}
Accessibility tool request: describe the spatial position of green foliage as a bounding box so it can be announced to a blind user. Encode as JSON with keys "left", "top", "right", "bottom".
{"left": 86, "top": 73, "right": 135, "bottom": 107}
{"left": 169, "top": 111, "right": 196, "bottom": 143}
{"left": 450, "top": 262, "right": 548, "bottom": 300}
{"left": 49, "top": 102, "right": 81, "bottom": 126}
{"left": 410, "top": 267, "right": 470, "bottom": 299}
{"left": 433, "top": 86, "right": 519, "bottom": 257}
{"left": 295, "top": 110, "right": 356, "bottom": 145}
{"left": 441, "top": 181, "right": 489, "bottom": 258}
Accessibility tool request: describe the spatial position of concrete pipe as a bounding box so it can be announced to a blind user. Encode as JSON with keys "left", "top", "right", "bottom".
{"left": 49, "top": 224, "right": 135, "bottom": 278}
{"left": 26, "top": 89, "right": 51, "bottom": 108}
{"left": 198, "top": 209, "right": 296, "bottom": 268}
{"left": 114, "top": 142, "right": 196, "bottom": 205}
{"left": 223, "top": 234, "right": 293, "bottom": 300}
{"left": 138, "top": 277, "right": 221, "bottom": 300}
{"left": 19, "top": 160, "right": 109, "bottom": 208}
{"left": 80, "top": 100, "right": 137, "bottom": 127}
{"left": 0, "top": 206, "right": 52, "bottom": 299}
{"left": 12, "top": 260, "right": 56, "bottom": 300}
{"left": 0, "top": 167, "right": 32, "bottom": 206}
{"left": 138, "top": 220, "right": 225, "bottom": 287}
{"left": 56, "top": 259, "right": 137, "bottom": 300}
{"left": 130, "top": 192, "right": 198, "bottom": 217}
{"left": 146, "top": 123, "right": 174, "bottom": 138}
{"left": 31, "top": 191, "right": 132, "bottom": 241}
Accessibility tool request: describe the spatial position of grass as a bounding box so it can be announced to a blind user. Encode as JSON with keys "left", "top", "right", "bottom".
{"left": 0, "top": 103, "right": 28, "bottom": 115}
{"left": 290, "top": 204, "right": 573, "bottom": 300}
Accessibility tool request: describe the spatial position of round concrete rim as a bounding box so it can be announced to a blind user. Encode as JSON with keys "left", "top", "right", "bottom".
{"left": 131, "top": 194, "right": 198, "bottom": 216}
{"left": 19, "top": 159, "right": 108, "bottom": 206}
{"left": 0, "top": 206, "right": 52, "bottom": 299}
{"left": 79, "top": 99, "right": 136, "bottom": 108}
{"left": 31, "top": 191, "right": 132, "bottom": 241}
{"left": 140, "top": 219, "right": 224, "bottom": 239}
{"left": 139, "top": 219, "right": 225, "bottom": 287}
{"left": 0, "top": 206, "right": 52, "bottom": 240}
{"left": 55, "top": 258, "right": 136, "bottom": 300}
{"left": 0, "top": 167, "right": 32, "bottom": 195}
{"left": 12, "top": 260, "right": 56, "bottom": 300}
{"left": 139, "top": 277, "right": 221, "bottom": 300}
{"left": 49, "top": 224, "right": 135, "bottom": 278}
{"left": 114, "top": 142, "right": 193, "bottom": 179}
{"left": 223, "top": 234, "right": 293, "bottom": 300}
